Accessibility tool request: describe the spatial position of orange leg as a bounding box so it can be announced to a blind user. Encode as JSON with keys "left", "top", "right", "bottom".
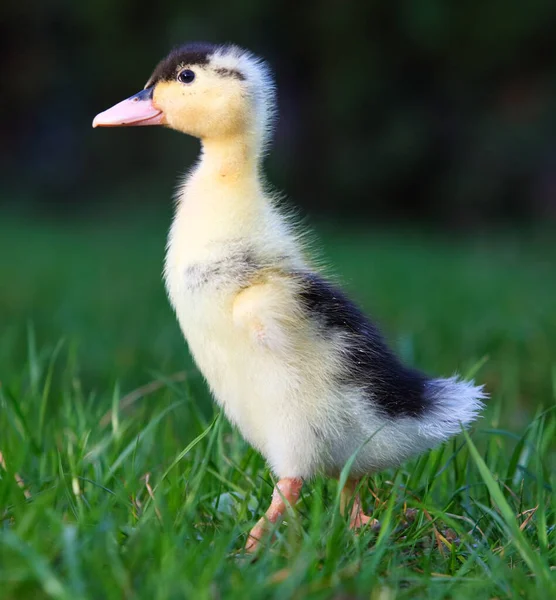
{"left": 245, "top": 477, "right": 303, "bottom": 553}
{"left": 340, "top": 479, "right": 380, "bottom": 531}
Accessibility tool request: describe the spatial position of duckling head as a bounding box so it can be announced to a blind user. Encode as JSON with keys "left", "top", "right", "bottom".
{"left": 93, "top": 42, "right": 275, "bottom": 148}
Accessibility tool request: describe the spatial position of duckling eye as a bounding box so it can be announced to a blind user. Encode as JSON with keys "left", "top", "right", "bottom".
{"left": 177, "top": 69, "right": 195, "bottom": 84}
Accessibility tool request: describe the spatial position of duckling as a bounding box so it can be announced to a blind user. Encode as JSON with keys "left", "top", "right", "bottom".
{"left": 93, "top": 42, "right": 486, "bottom": 552}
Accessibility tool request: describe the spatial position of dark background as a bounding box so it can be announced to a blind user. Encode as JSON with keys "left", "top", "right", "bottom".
{"left": 2, "top": 0, "right": 556, "bottom": 225}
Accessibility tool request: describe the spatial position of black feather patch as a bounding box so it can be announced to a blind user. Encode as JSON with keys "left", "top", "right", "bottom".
{"left": 298, "top": 272, "right": 428, "bottom": 418}
{"left": 214, "top": 67, "right": 246, "bottom": 81}
{"left": 146, "top": 42, "right": 218, "bottom": 86}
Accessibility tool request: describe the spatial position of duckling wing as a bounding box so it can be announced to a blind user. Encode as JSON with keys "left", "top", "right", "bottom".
{"left": 232, "top": 277, "right": 302, "bottom": 353}
{"left": 231, "top": 270, "right": 426, "bottom": 416}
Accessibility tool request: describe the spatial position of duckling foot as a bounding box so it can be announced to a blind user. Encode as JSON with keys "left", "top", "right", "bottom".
{"left": 349, "top": 509, "right": 381, "bottom": 532}
{"left": 245, "top": 477, "right": 303, "bottom": 553}
{"left": 341, "top": 479, "right": 380, "bottom": 532}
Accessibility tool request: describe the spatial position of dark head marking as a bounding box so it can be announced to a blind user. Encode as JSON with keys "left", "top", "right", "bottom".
{"left": 145, "top": 42, "right": 248, "bottom": 88}
{"left": 214, "top": 67, "right": 246, "bottom": 81}
{"left": 145, "top": 42, "right": 218, "bottom": 88}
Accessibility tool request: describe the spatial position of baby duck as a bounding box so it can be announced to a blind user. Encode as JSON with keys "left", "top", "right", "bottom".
{"left": 93, "top": 42, "right": 486, "bottom": 552}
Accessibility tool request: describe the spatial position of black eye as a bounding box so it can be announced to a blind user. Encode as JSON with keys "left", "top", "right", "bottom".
{"left": 177, "top": 69, "right": 195, "bottom": 84}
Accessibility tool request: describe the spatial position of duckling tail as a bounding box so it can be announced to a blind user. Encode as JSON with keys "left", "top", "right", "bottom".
{"left": 418, "top": 376, "right": 487, "bottom": 441}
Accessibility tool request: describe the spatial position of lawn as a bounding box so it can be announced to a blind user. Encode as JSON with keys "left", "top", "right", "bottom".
{"left": 0, "top": 216, "right": 554, "bottom": 599}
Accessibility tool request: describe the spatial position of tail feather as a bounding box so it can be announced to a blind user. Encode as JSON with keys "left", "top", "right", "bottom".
{"left": 418, "top": 376, "right": 487, "bottom": 441}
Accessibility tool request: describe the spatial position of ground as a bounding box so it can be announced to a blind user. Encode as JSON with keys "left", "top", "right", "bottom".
{"left": 0, "top": 216, "right": 554, "bottom": 599}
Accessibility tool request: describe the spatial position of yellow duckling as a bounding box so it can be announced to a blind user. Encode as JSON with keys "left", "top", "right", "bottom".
{"left": 93, "top": 42, "right": 485, "bottom": 552}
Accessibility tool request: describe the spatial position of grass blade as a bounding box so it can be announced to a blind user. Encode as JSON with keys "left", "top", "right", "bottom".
{"left": 462, "top": 429, "right": 554, "bottom": 593}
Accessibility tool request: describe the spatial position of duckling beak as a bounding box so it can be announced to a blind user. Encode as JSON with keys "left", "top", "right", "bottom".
{"left": 92, "top": 88, "right": 165, "bottom": 128}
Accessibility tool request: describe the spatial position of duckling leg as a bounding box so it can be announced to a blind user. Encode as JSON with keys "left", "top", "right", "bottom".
{"left": 245, "top": 477, "right": 303, "bottom": 553}
{"left": 340, "top": 479, "right": 380, "bottom": 531}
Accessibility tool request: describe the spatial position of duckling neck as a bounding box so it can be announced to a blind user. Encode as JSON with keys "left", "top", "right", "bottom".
{"left": 198, "top": 133, "right": 261, "bottom": 182}
{"left": 169, "top": 133, "right": 268, "bottom": 265}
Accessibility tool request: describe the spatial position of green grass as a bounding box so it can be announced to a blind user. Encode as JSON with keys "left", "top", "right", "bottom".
{"left": 0, "top": 217, "right": 555, "bottom": 599}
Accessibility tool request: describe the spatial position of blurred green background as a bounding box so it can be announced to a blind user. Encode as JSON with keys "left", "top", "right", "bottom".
{"left": 1, "top": 1, "right": 555, "bottom": 423}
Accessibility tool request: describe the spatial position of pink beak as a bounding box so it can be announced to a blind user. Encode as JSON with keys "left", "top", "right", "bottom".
{"left": 92, "top": 88, "right": 165, "bottom": 128}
